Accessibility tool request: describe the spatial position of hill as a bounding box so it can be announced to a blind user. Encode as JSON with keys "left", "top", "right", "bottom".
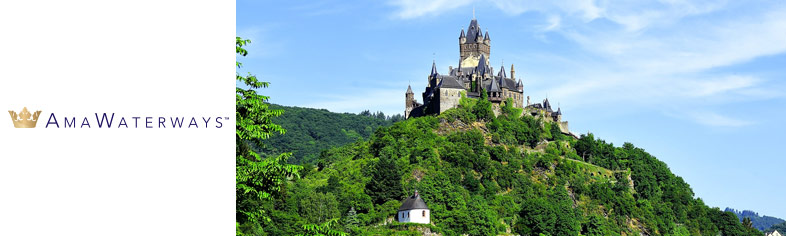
{"left": 767, "top": 221, "right": 786, "bottom": 234}
{"left": 258, "top": 98, "right": 761, "bottom": 235}
{"left": 725, "top": 208, "right": 786, "bottom": 232}
{"left": 260, "top": 104, "right": 399, "bottom": 164}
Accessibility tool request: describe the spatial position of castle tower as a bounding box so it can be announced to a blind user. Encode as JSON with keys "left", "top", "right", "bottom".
{"left": 405, "top": 85, "right": 415, "bottom": 119}
{"left": 459, "top": 18, "right": 490, "bottom": 68}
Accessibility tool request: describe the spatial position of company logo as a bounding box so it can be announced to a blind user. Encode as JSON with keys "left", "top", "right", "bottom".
{"left": 7, "top": 107, "right": 228, "bottom": 129}
{"left": 8, "top": 107, "right": 42, "bottom": 128}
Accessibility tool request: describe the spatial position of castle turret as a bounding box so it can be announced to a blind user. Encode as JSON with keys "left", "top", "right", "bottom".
{"left": 459, "top": 29, "right": 466, "bottom": 44}
{"left": 429, "top": 60, "right": 439, "bottom": 87}
{"left": 405, "top": 85, "right": 415, "bottom": 119}
{"left": 430, "top": 60, "right": 438, "bottom": 76}
{"left": 484, "top": 31, "right": 490, "bottom": 45}
{"left": 510, "top": 64, "right": 515, "bottom": 79}
{"left": 498, "top": 64, "right": 506, "bottom": 78}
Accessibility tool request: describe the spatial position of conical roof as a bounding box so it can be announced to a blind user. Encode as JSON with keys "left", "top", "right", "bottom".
{"left": 430, "top": 60, "right": 438, "bottom": 76}
{"left": 459, "top": 29, "right": 465, "bottom": 38}
{"left": 477, "top": 54, "right": 487, "bottom": 76}
{"left": 399, "top": 191, "right": 428, "bottom": 211}
{"left": 490, "top": 77, "right": 501, "bottom": 92}
{"left": 406, "top": 85, "right": 413, "bottom": 94}
{"left": 465, "top": 19, "right": 481, "bottom": 43}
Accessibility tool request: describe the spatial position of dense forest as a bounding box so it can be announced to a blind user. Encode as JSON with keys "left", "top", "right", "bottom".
{"left": 254, "top": 93, "right": 763, "bottom": 236}
{"left": 725, "top": 208, "right": 784, "bottom": 232}
{"left": 260, "top": 105, "right": 399, "bottom": 164}
{"left": 766, "top": 221, "right": 786, "bottom": 234}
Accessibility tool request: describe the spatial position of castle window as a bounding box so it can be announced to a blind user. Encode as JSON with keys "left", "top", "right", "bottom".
{"left": 422, "top": 211, "right": 426, "bottom": 217}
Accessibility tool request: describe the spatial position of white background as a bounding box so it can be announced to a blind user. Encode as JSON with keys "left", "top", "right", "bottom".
{"left": 0, "top": 1, "right": 234, "bottom": 235}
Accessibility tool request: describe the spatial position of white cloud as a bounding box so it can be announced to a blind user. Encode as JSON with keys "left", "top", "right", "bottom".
{"left": 387, "top": 0, "right": 786, "bottom": 127}
{"left": 388, "top": 0, "right": 474, "bottom": 19}
{"left": 543, "top": 15, "right": 561, "bottom": 31}
{"left": 682, "top": 111, "right": 754, "bottom": 127}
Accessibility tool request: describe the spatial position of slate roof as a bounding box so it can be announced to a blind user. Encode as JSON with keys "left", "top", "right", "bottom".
{"left": 460, "top": 29, "right": 465, "bottom": 38}
{"left": 489, "top": 77, "right": 501, "bottom": 92}
{"left": 476, "top": 54, "right": 488, "bottom": 76}
{"left": 465, "top": 19, "right": 482, "bottom": 43}
{"left": 438, "top": 76, "right": 466, "bottom": 89}
{"left": 484, "top": 31, "right": 490, "bottom": 41}
{"left": 498, "top": 65, "right": 506, "bottom": 78}
{"left": 399, "top": 191, "right": 429, "bottom": 211}
{"left": 430, "top": 61, "right": 438, "bottom": 76}
{"left": 406, "top": 85, "right": 413, "bottom": 94}
{"left": 504, "top": 78, "right": 517, "bottom": 90}
{"left": 543, "top": 98, "right": 553, "bottom": 112}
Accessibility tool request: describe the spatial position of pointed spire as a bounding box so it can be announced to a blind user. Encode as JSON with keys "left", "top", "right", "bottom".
{"left": 406, "top": 84, "right": 413, "bottom": 94}
{"left": 510, "top": 64, "right": 516, "bottom": 79}
{"left": 466, "top": 18, "right": 480, "bottom": 43}
{"left": 498, "top": 64, "right": 506, "bottom": 78}
{"left": 484, "top": 31, "right": 490, "bottom": 41}
{"left": 490, "top": 77, "right": 501, "bottom": 92}
{"left": 460, "top": 29, "right": 465, "bottom": 38}
{"left": 430, "top": 60, "right": 438, "bottom": 76}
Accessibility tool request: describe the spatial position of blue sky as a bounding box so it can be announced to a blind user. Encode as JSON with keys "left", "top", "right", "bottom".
{"left": 238, "top": 0, "right": 786, "bottom": 218}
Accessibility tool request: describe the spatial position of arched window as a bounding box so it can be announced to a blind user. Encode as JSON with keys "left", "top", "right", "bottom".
{"left": 422, "top": 210, "right": 426, "bottom": 217}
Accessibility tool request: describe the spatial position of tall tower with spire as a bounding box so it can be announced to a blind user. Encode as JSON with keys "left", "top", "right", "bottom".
{"left": 405, "top": 85, "right": 415, "bottom": 119}
{"left": 459, "top": 17, "right": 490, "bottom": 69}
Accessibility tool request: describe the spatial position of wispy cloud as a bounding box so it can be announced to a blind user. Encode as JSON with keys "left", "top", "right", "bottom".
{"left": 388, "top": 0, "right": 786, "bottom": 127}
{"left": 388, "top": 0, "right": 473, "bottom": 19}
{"left": 682, "top": 111, "right": 754, "bottom": 127}
{"left": 237, "top": 25, "right": 285, "bottom": 59}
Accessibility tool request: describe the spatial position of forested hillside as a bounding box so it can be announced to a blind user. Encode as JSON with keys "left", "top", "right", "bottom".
{"left": 725, "top": 208, "right": 784, "bottom": 232}
{"left": 257, "top": 95, "right": 762, "bottom": 236}
{"left": 766, "top": 221, "right": 786, "bottom": 234}
{"left": 260, "top": 104, "right": 399, "bottom": 164}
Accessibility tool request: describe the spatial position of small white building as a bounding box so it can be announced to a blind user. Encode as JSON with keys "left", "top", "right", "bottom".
{"left": 397, "top": 190, "right": 430, "bottom": 224}
{"left": 767, "top": 230, "right": 782, "bottom": 236}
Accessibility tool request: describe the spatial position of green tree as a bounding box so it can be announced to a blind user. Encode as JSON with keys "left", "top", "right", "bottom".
{"left": 742, "top": 217, "right": 753, "bottom": 229}
{"left": 296, "top": 218, "right": 348, "bottom": 236}
{"left": 236, "top": 37, "right": 302, "bottom": 235}
{"left": 473, "top": 88, "right": 495, "bottom": 121}
{"left": 345, "top": 207, "right": 359, "bottom": 232}
{"left": 300, "top": 192, "right": 340, "bottom": 224}
{"left": 365, "top": 151, "right": 403, "bottom": 205}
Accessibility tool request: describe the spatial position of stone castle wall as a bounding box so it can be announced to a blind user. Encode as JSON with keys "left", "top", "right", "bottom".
{"left": 437, "top": 88, "right": 463, "bottom": 113}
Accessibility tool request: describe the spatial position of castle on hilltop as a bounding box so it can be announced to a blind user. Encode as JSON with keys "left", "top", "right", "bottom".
{"left": 405, "top": 17, "right": 566, "bottom": 129}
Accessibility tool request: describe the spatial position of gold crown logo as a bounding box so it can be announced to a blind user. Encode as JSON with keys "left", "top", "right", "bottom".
{"left": 8, "top": 107, "right": 42, "bottom": 128}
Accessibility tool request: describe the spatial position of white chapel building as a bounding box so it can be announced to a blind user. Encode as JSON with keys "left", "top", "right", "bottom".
{"left": 397, "top": 190, "right": 430, "bottom": 224}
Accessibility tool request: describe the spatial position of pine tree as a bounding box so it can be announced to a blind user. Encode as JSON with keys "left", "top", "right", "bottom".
{"left": 345, "top": 207, "right": 359, "bottom": 232}
{"left": 365, "top": 148, "right": 403, "bottom": 205}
